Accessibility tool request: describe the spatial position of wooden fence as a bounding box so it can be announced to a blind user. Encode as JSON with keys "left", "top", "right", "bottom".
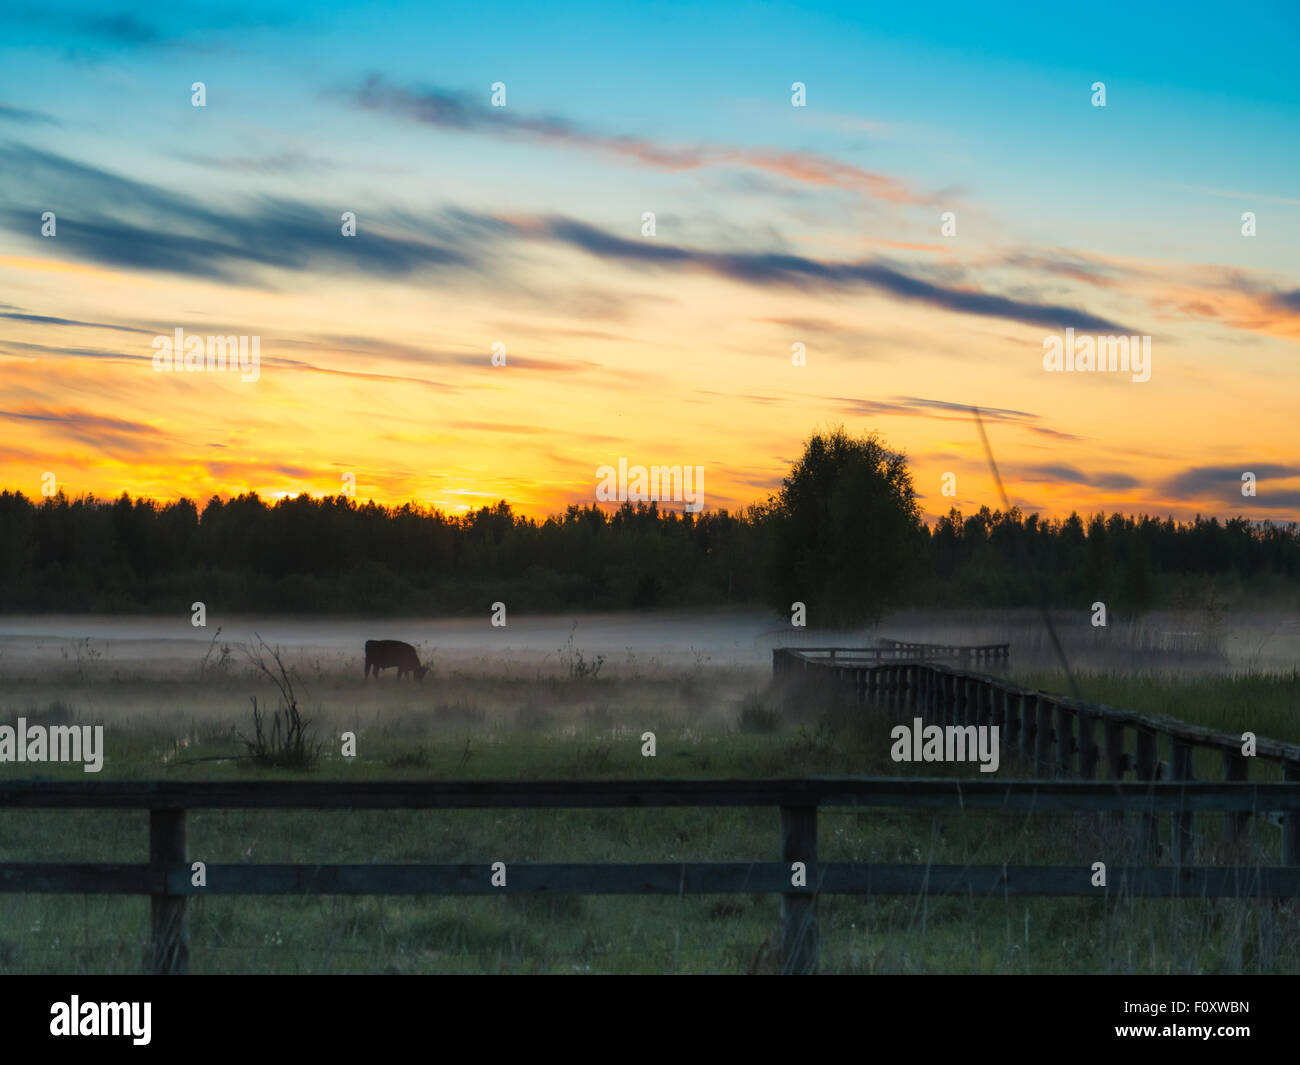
{"left": 3, "top": 777, "right": 1300, "bottom": 974}
{"left": 773, "top": 648, "right": 1300, "bottom": 864}
{"left": 777, "top": 639, "right": 1009, "bottom": 667}
{"left": 877, "top": 637, "right": 1010, "bottom": 665}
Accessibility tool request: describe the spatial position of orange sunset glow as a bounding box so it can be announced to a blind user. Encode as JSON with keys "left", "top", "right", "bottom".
{"left": 2, "top": 8, "right": 1297, "bottom": 525}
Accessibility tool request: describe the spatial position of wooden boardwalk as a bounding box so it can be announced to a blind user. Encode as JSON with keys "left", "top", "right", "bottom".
{"left": 774, "top": 645, "right": 1300, "bottom": 864}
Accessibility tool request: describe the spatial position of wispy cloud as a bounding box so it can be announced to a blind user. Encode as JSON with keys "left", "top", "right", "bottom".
{"left": 999, "top": 247, "right": 1300, "bottom": 343}
{"left": 350, "top": 76, "right": 930, "bottom": 204}
{"left": 527, "top": 217, "right": 1136, "bottom": 333}
{"left": 0, "top": 311, "right": 151, "bottom": 333}
{"left": 1018, "top": 463, "right": 1140, "bottom": 491}
{"left": 1163, "top": 182, "right": 1300, "bottom": 209}
{"left": 178, "top": 149, "right": 334, "bottom": 174}
{"left": 0, "top": 144, "right": 474, "bottom": 283}
{"left": 0, "top": 404, "right": 166, "bottom": 454}
{"left": 834, "top": 395, "right": 1086, "bottom": 442}
{"left": 0, "top": 144, "right": 1140, "bottom": 335}
{"left": 1164, "top": 463, "right": 1300, "bottom": 497}
{"left": 0, "top": 102, "right": 60, "bottom": 126}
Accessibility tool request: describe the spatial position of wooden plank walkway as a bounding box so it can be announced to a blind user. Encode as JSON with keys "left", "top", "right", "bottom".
{"left": 773, "top": 647, "right": 1300, "bottom": 865}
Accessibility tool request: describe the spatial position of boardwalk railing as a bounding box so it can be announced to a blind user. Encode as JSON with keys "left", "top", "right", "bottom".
{"left": 2, "top": 777, "right": 1299, "bottom": 974}
{"left": 773, "top": 650, "right": 1300, "bottom": 865}
{"left": 878, "top": 637, "right": 1010, "bottom": 665}
{"left": 776, "top": 640, "right": 1010, "bottom": 668}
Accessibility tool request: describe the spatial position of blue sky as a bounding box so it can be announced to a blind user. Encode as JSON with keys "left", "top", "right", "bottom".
{"left": 0, "top": 1, "right": 1296, "bottom": 519}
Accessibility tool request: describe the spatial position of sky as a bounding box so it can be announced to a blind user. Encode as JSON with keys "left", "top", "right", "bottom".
{"left": 1, "top": 0, "right": 1297, "bottom": 523}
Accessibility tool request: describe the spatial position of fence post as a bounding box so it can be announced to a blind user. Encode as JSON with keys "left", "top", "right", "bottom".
{"left": 1103, "top": 721, "right": 1127, "bottom": 825}
{"left": 1056, "top": 704, "right": 1075, "bottom": 777}
{"left": 1104, "top": 721, "right": 1125, "bottom": 780}
{"left": 1223, "top": 750, "right": 1248, "bottom": 841}
{"left": 1002, "top": 689, "right": 1017, "bottom": 752}
{"left": 1019, "top": 694, "right": 1035, "bottom": 763}
{"left": 1284, "top": 761, "right": 1300, "bottom": 866}
{"left": 1034, "top": 698, "right": 1053, "bottom": 777}
{"left": 1135, "top": 729, "right": 1159, "bottom": 855}
{"left": 1170, "top": 741, "right": 1194, "bottom": 866}
{"left": 780, "top": 805, "right": 818, "bottom": 974}
{"left": 1077, "top": 712, "right": 1098, "bottom": 779}
{"left": 150, "top": 807, "right": 189, "bottom": 974}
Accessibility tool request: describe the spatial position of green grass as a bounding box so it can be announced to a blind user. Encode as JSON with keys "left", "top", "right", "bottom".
{"left": 1012, "top": 669, "right": 1300, "bottom": 744}
{"left": 1, "top": 666, "right": 1298, "bottom": 973}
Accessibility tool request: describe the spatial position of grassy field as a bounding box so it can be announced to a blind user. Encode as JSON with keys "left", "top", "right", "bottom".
{"left": 2, "top": 642, "right": 1298, "bottom": 975}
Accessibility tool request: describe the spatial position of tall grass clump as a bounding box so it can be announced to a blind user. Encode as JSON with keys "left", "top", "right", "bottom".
{"left": 238, "top": 636, "right": 321, "bottom": 770}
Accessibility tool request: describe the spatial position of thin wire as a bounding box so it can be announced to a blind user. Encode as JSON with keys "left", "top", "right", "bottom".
{"left": 971, "top": 406, "right": 1081, "bottom": 702}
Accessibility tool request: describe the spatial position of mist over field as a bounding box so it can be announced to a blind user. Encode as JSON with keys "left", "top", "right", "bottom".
{"left": 1, "top": 607, "right": 1296, "bottom": 742}
{"left": 2, "top": 606, "right": 1296, "bottom": 675}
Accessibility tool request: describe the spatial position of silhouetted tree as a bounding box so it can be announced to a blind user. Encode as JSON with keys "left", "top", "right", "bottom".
{"left": 763, "top": 426, "right": 923, "bottom": 626}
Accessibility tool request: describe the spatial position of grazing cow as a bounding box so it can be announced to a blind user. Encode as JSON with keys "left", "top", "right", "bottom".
{"left": 364, "top": 640, "right": 428, "bottom": 680}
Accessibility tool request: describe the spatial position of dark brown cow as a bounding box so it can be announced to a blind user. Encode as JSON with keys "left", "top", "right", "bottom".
{"left": 364, "top": 640, "right": 428, "bottom": 680}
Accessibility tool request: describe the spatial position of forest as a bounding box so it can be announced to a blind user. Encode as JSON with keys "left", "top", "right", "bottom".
{"left": 0, "top": 486, "right": 1295, "bottom": 617}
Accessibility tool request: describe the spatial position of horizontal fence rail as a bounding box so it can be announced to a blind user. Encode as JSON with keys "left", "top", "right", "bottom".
{"left": 877, "top": 637, "right": 1011, "bottom": 664}
{"left": 2, "top": 777, "right": 1298, "bottom": 974}
{"left": 9, "top": 863, "right": 1300, "bottom": 897}
{"left": 5, "top": 778, "right": 1300, "bottom": 810}
{"left": 777, "top": 640, "right": 1010, "bottom": 667}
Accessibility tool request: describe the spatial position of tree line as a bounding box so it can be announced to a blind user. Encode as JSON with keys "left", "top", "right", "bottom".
{"left": 1, "top": 429, "right": 1296, "bottom": 619}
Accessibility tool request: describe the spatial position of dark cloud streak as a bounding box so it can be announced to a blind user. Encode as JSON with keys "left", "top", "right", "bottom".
{"left": 537, "top": 218, "right": 1137, "bottom": 333}
{"left": 0, "top": 144, "right": 1141, "bottom": 334}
